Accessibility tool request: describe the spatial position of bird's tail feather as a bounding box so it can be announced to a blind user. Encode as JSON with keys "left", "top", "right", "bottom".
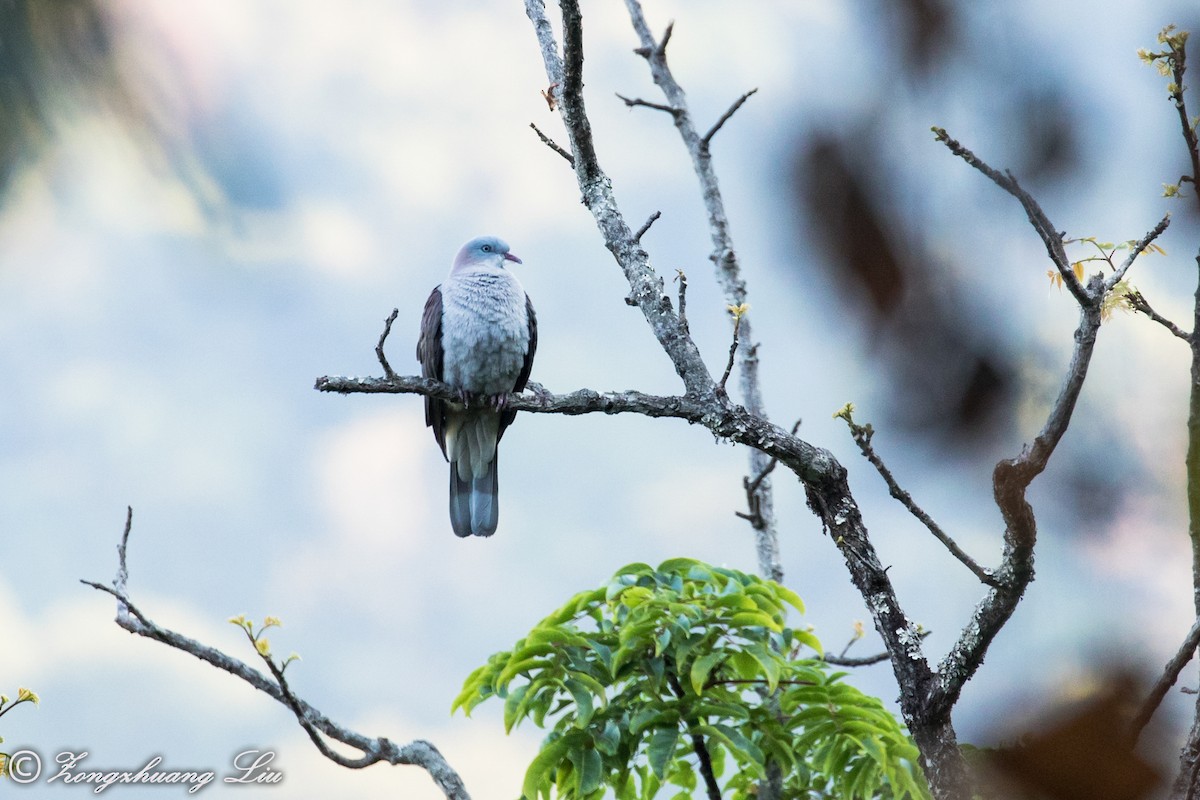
{"left": 448, "top": 452, "right": 499, "bottom": 537}
{"left": 448, "top": 464, "right": 473, "bottom": 538}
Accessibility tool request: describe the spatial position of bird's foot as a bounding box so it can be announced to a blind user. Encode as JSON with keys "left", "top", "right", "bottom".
{"left": 486, "top": 392, "right": 509, "bottom": 411}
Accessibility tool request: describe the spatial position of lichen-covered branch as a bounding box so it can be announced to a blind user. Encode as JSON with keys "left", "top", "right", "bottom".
{"left": 622, "top": 0, "right": 781, "bottom": 582}
{"left": 927, "top": 136, "right": 1170, "bottom": 722}
{"left": 82, "top": 508, "right": 472, "bottom": 800}
{"left": 523, "top": 0, "right": 713, "bottom": 398}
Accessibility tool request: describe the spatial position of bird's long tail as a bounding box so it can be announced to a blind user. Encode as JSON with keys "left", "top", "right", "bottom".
{"left": 447, "top": 414, "right": 500, "bottom": 537}
{"left": 448, "top": 453, "right": 498, "bottom": 537}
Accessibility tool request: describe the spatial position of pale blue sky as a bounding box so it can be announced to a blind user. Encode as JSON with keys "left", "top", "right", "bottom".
{"left": 1, "top": 1, "right": 1197, "bottom": 796}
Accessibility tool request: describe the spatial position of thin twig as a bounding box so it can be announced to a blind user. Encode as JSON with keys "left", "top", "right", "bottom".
{"left": 667, "top": 673, "right": 722, "bottom": 800}
{"left": 633, "top": 19, "right": 673, "bottom": 58}
{"left": 256, "top": 641, "right": 377, "bottom": 769}
{"left": 1104, "top": 213, "right": 1171, "bottom": 290}
{"left": 615, "top": 92, "right": 679, "bottom": 116}
{"left": 529, "top": 122, "right": 574, "bottom": 166}
{"left": 674, "top": 268, "right": 688, "bottom": 334}
{"left": 932, "top": 127, "right": 1087, "bottom": 306}
{"left": 1131, "top": 616, "right": 1200, "bottom": 745}
{"left": 83, "top": 512, "right": 473, "bottom": 799}
{"left": 719, "top": 314, "right": 743, "bottom": 392}
{"left": 635, "top": 210, "right": 662, "bottom": 242}
{"left": 376, "top": 309, "right": 399, "bottom": 380}
{"left": 1128, "top": 289, "right": 1192, "bottom": 342}
{"left": 837, "top": 408, "right": 997, "bottom": 586}
{"left": 623, "top": 0, "right": 780, "bottom": 584}
{"left": 702, "top": 88, "right": 758, "bottom": 148}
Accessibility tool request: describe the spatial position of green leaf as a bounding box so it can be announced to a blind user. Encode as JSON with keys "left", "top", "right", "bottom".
{"left": 630, "top": 707, "right": 679, "bottom": 735}
{"left": 522, "top": 736, "right": 572, "bottom": 800}
{"left": 729, "top": 610, "right": 782, "bottom": 631}
{"left": 564, "top": 678, "right": 596, "bottom": 728}
{"left": 690, "top": 651, "right": 725, "bottom": 694}
{"left": 729, "top": 650, "right": 759, "bottom": 680}
{"left": 747, "top": 643, "right": 783, "bottom": 691}
{"left": 570, "top": 746, "right": 604, "bottom": 795}
{"left": 593, "top": 719, "right": 621, "bottom": 756}
{"left": 496, "top": 657, "right": 554, "bottom": 689}
{"left": 647, "top": 726, "right": 680, "bottom": 779}
{"left": 693, "top": 724, "right": 764, "bottom": 776}
{"left": 773, "top": 583, "right": 806, "bottom": 614}
{"left": 503, "top": 683, "right": 530, "bottom": 733}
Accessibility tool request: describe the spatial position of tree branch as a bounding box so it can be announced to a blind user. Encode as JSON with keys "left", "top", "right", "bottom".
{"left": 718, "top": 312, "right": 743, "bottom": 393}
{"left": 376, "top": 308, "right": 399, "bottom": 380}
{"left": 82, "top": 510, "right": 472, "bottom": 800}
{"left": 529, "top": 122, "right": 574, "bottom": 166}
{"left": 836, "top": 407, "right": 997, "bottom": 587}
{"left": 702, "top": 88, "right": 758, "bottom": 148}
{"left": 523, "top": 0, "right": 715, "bottom": 398}
{"left": 932, "top": 257, "right": 1107, "bottom": 720}
{"left": 1128, "top": 289, "right": 1193, "bottom": 342}
{"left": 615, "top": 92, "right": 680, "bottom": 116}
{"left": 667, "top": 672, "right": 722, "bottom": 800}
{"left": 932, "top": 127, "right": 1087, "bottom": 305}
{"left": 1104, "top": 213, "right": 1171, "bottom": 290}
{"left": 622, "top": 0, "right": 780, "bottom": 583}
{"left": 635, "top": 210, "right": 662, "bottom": 242}
{"left": 1132, "top": 616, "right": 1200, "bottom": 745}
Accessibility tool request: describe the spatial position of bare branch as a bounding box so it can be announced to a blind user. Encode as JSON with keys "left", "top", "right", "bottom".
{"left": 718, "top": 313, "right": 743, "bottom": 392}
{"left": 523, "top": 0, "right": 715, "bottom": 397}
{"left": 316, "top": 373, "right": 712, "bottom": 423}
{"left": 1104, "top": 213, "right": 1172, "bottom": 290}
{"left": 1132, "top": 616, "right": 1200, "bottom": 744}
{"left": 376, "top": 308, "right": 399, "bottom": 380}
{"left": 932, "top": 127, "right": 1087, "bottom": 306}
{"left": 622, "top": 0, "right": 780, "bottom": 583}
{"left": 702, "top": 88, "right": 758, "bottom": 147}
{"left": 529, "top": 122, "right": 574, "bottom": 166}
{"left": 836, "top": 407, "right": 997, "bottom": 587}
{"left": 615, "top": 92, "right": 680, "bottom": 116}
{"left": 933, "top": 267, "right": 1107, "bottom": 718}
{"left": 1128, "top": 289, "right": 1193, "bottom": 342}
{"left": 634, "top": 210, "right": 662, "bottom": 242}
{"left": 83, "top": 513, "right": 472, "bottom": 800}
{"left": 673, "top": 267, "right": 688, "bottom": 334}
{"left": 824, "top": 629, "right": 930, "bottom": 668}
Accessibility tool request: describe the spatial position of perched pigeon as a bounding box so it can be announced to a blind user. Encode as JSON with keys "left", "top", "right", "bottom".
{"left": 417, "top": 236, "right": 537, "bottom": 537}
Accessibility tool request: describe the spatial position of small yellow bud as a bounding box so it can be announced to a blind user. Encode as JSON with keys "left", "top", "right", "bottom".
{"left": 726, "top": 302, "right": 750, "bottom": 319}
{"left": 263, "top": 616, "right": 283, "bottom": 629}
{"left": 255, "top": 638, "right": 271, "bottom": 657}
{"left": 852, "top": 620, "right": 865, "bottom": 640}
{"left": 16, "top": 687, "right": 39, "bottom": 706}
{"left": 832, "top": 402, "right": 855, "bottom": 421}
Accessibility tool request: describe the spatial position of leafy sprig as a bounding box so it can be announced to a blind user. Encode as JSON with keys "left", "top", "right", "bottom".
{"left": 455, "top": 559, "right": 928, "bottom": 800}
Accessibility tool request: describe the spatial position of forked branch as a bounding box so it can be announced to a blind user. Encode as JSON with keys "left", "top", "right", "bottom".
{"left": 82, "top": 509, "right": 472, "bottom": 800}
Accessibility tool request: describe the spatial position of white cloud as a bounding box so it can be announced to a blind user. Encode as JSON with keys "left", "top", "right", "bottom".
{"left": 269, "top": 407, "right": 439, "bottom": 612}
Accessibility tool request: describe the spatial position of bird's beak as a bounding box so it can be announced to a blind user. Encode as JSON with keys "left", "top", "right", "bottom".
{"left": 505, "top": 252, "right": 523, "bottom": 264}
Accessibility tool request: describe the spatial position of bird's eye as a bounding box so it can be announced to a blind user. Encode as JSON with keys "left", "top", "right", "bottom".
{"left": 481, "top": 244, "right": 493, "bottom": 253}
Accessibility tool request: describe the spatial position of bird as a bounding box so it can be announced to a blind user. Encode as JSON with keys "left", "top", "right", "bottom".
{"left": 416, "top": 236, "right": 537, "bottom": 537}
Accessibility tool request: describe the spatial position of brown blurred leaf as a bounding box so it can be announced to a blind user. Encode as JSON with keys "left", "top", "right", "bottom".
{"left": 988, "top": 674, "right": 1160, "bottom": 800}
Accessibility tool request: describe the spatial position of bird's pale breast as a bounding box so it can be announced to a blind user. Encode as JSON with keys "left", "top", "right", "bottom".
{"left": 441, "top": 269, "right": 530, "bottom": 395}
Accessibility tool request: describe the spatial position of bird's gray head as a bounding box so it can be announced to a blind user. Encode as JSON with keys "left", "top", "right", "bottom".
{"left": 452, "top": 236, "right": 522, "bottom": 273}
